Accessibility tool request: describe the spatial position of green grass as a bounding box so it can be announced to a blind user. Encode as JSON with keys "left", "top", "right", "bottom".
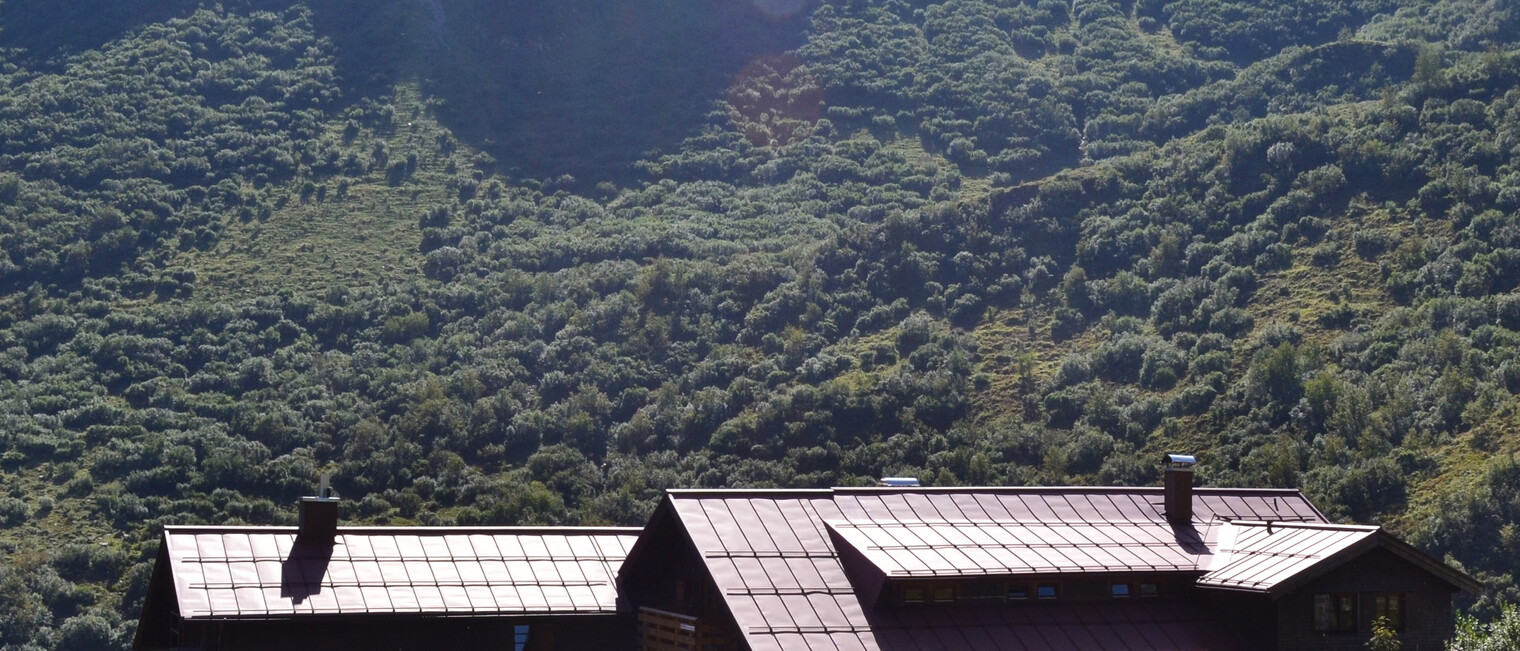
{"left": 175, "top": 84, "right": 469, "bottom": 300}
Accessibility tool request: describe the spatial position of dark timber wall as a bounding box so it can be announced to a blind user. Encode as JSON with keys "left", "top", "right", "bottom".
{"left": 159, "top": 614, "right": 633, "bottom": 651}
{"left": 1274, "top": 547, "right": 1458, "bottom": 651}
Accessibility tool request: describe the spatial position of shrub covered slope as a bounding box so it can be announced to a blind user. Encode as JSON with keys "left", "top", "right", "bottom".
{"left": 2, "top": 0, "right": 1520, "bottom": 646}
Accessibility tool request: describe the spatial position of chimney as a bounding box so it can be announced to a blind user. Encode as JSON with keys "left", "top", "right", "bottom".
{"left": 297, "top": 473, "right": 338, "bottom": 545}
{"left": 1163, "top": 454, "right": 1195, "bottom": 527}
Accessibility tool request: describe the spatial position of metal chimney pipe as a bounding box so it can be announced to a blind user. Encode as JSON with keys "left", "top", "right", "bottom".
{"left": 1163, "top": 454, "right": 1195, "bottom": 527}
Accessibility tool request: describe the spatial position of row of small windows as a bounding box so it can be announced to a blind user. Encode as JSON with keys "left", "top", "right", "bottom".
{"left": 900, "top": 580, "right": 1160, "bottom": 605}
{"left": 1313, "top": 593, "right": 1404, "bottom": 633}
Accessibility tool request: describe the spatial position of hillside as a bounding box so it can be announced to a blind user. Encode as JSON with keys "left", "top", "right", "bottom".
{"left": 2, "top": 0, "right": 1520, "bottom": 647}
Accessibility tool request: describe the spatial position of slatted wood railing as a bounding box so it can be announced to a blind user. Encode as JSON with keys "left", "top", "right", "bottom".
{"left": 637, "top": 606, "right": 734, "bottom": 651}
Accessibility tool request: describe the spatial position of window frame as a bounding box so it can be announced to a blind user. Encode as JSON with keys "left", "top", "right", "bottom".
{"left": 1375, "top": 592, "right": 1405, "bottom": 631}
{"left": 1313, "top": 593, "right": 1358, "bottom": 633}
{"left": 900, "top": 582, "right": 961, "bottom": 605}
{"left": 930, "top": 583, "right": 959, "bottom": 603}
{"left": 902, "top": 585, "right": 927, "bottom": 604}
{"left": 961, "top": 579, "right": 1005, "bottom": 603}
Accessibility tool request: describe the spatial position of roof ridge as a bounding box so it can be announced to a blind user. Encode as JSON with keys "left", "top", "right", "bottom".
{"left": 1226, "top": 520, "right": 1379, "bottom": 532}
{"left": 163, "top": 525, "right": 643, "bottom": 534}
{"left": 666, "top": 488, "right": 835, "bottom": 497}
{"left": 664, "top": 486, "right": 1310, "bottom": 496}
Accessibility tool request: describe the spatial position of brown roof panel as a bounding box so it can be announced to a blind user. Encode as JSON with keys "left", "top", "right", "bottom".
{"left": 162, "top": 526, "right": 638, "bottom": 619}
{"left": 1198, "top": 521, "right": 1378, "bottom": 594}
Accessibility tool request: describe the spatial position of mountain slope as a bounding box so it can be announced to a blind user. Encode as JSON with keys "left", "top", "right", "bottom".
{"left": 2, "top": 0, "right": 1520, "bottom": 646}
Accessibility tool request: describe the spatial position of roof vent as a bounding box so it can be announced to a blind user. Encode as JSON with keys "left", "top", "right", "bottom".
{"left": 1163, "top": 454, "right": 1195, "bottom": 527}
{"left": 877, "top": 477, "right": 921, "bottom": 487}
{"left": 297, "top": 473, "right": 339, "bottom": 546}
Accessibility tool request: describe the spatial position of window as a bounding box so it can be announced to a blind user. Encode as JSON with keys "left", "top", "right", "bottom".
{"left": 1007, "top": 583, "right": 1030, "bottom": 600}
{"left": 1111, "top": 583, "right": 1131, "bottom": 598}
{"left": 902, "top": 583, "right": 958, "bottom": 604}
{"left": 513, "top": 625, "right": 530, "bottom": 651}
{"left": 931, "top": 584, "right": 957, "bottom": 603}
{"left": 1139, "top": 582, "right": 1159, "bottom": 598}
{"left": 1036, "top": 583, "right": 1059, "bottom": 599}
{"left": 962, "top": 580, "right": 1004, "bottom": 602}
{"left": 1375, "top": 593, "right": 1404, "bottom": 630}
{"left": 1314, "top": 593, "right": 1357, "bottom": 633}
{"left": 902, "top": 586, "right": 926, "bottom": 604}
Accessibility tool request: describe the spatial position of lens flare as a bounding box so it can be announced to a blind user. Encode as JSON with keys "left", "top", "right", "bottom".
{"left": 752, "top": 0, "right": 807, "bottom": 19}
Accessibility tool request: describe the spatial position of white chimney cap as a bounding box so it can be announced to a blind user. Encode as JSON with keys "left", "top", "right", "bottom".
{"left": 1164, "top": 454, "right": 1196, "bottom": 469}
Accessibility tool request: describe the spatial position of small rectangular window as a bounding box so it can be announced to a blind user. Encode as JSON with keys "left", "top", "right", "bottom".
{"left": 1139, "top": 582, "right": 1159, "bottom": 598}
{"left": 1375, "top": 593, "right": 1404, "bottom": 630}
{"left": 514, "top": 625, "right": 530, "bottom": 651}
{"left": 1007, "top": 584, "right": 1029, "bottom": 600}
{"left": 1111, "top": 583, "right": 1131, "bottom": 598}
{"left": 963, "top": 580, "right": 1004, "bottom": 601}
{"left": 1036, "top": 583, "right": 1058, "bottom": 599}
{"left": 903, "top": 586, "right": 926, "bottom": 604}
{"left": 931, "top": 585, "right": 957, "bottom": 603}
{"left": 1314, "top": 593, "right": 1357, "bottom": 633}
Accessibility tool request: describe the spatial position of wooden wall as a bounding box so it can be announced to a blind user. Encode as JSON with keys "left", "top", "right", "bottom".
{"left": 1273, "top": 547, "right": 1458, "bottom": 651}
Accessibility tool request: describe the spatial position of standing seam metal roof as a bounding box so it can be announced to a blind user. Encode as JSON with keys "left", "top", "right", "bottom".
{"left": 1197, "top": 520, "right": 1482, "bottom": 596}
{"left": 162, "top": 526, "right": 640, "bottom": 619}
{"left": 1197, "top": 521, "right": 1377, "bottom": 594}
{"left": 655, "top": 487, "right": 1328, "bottom": 651}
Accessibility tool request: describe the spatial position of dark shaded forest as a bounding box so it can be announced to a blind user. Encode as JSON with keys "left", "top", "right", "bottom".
{"left": 2, "top": 0, "right": 1520, "bottom": 647}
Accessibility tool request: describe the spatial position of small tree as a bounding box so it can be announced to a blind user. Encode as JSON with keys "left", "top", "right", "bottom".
{"left": 1367, "top": 616, "right": 1400, "bottom": 651}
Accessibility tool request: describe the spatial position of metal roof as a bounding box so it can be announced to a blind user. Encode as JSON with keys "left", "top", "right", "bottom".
{"left": 1198, "top": 521, "right": 1483, "bottom": 596}
{"left": 652, "top": 487, "right": 1327, "bottom": 651}
{"left": 162, "top": 526, "right": 640, "bottom": 619}
{"left": 824, "top": 519, "right": 1208, "bottom": 577}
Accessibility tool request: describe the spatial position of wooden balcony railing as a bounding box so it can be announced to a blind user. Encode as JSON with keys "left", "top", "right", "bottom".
{"left": 637, "top": 606, "right": 735, "bottom": 651}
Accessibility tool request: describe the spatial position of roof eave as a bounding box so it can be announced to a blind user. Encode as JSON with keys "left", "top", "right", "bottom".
{"left": 178, "top": 609, "right": 625, "bottom": 622}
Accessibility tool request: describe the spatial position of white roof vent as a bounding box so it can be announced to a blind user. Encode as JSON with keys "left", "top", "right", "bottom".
{"left": 877, "top": 477, "right": 921, "bottom": 487}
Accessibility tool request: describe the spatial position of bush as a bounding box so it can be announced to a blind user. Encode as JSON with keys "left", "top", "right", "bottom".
{"left": 0, "top": 498, "right": 28, "bottom": 528}
{"left": 56, "top": 614, "right": 114, "bottom": 651}
{"left": 1449, "top": 605, "right": 1520, "bottom": 651}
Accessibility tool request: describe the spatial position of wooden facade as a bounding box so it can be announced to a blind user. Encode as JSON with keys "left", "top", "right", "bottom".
{"left": 616, "top": 506, "right": 742, "bottom": 651}
{"left": 156, "top": 614, "right": 632, "bottom": 651}
{"left": 1272, "top": 547, "right": 1464, "bottom": 651}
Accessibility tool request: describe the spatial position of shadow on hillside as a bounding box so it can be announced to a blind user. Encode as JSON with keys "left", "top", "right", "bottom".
{"left": 0, "top": 0, "right": 201, "bottom": 65}
{"left": 0, "top": 0, "right": 812, "bottom": 187}
{"left": 420, "top": 0, "right": 812, "bottom": 186}
{"left": 0, "top": 0, "right": 418, "bottom": 89}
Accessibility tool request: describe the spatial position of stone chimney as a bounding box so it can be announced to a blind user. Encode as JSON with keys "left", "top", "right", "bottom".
{"left": 1163, "top": 454, "right": 1195, "bottom": 527}
{"left": 296, "top": 473, "right": 339, "bottom": 546}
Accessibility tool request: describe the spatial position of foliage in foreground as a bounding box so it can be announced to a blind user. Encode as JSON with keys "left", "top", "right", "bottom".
{"left": 1448, "top": 605, "right": 1520, "bottom": 651}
